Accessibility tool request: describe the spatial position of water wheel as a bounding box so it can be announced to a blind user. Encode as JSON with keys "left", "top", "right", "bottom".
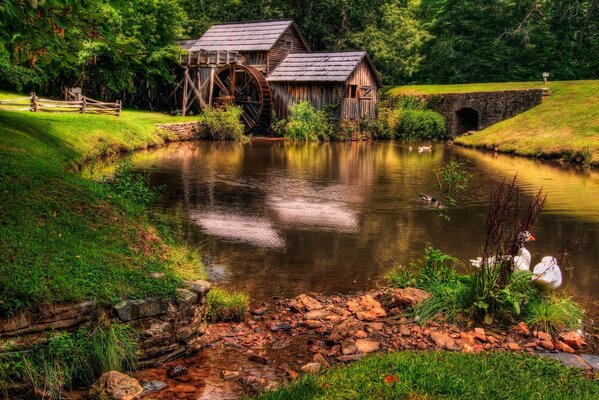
{"left": 213, "top": 64, "right": 272, "bottom": 132}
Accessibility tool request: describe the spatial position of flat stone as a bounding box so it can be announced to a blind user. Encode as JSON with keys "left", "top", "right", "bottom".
{"left": 141, "top": 380, "right": 167, "bottom": 394}
{"left": 556, "top": 340, "right": 576, "bottom": 354}
{"left": 251, "top": 307, "right": 268, "bottom": 316}
{"left": 304, "top": 320, "right": 323, "bottom": 329}
{"left": 336, "top": 354, "right": 366, "bottom": 362}
{"left": 355, "top": 339, "right": 380, "bottom": 354}
{"left": 559, "top": 331, "right": 585, "bottom": 350}
{"left": 459, "top": 332, "right": 475, "bottom": 346}
{"left": 313, "top": 353, "right": 331, "bottom": 368}
{"left": 300, "top": 362, "right": 321, "bottom": 374}
{"left": 539, "top": 340, "right": 554, "bottom": 351}
{"left": 221, "top": 370, "right": 240, "bottom": 380}
{"left": 513, "top": 322, "right": 530, "bottom": 336}
{"left": 304, "top": 310, "right": 330, "bottom": 320}
{"left": 580, "top": 354, "right": 599, "bottom": 371}
{"left": 89, "top": 371, "right": 143, "bottom": 400}
{"left": 114, "top": 298, "right": 168, "bottom": 321}
{"left": 341, "top": 340, "right": 357, "bottom": 355}
{"left": 166, "top": 365, "right": 187, "bottom": 378}
{"left": 539, "top": 353, "right": 591, "bottom": 370}
{"left": 183, "top": 280, "right": 211, "bottom": 297}
{"left": 356, "top": 311, "right": 377, "bottom": 321}
{"left": 270, "top": 323, "right": 294, "bottom": 332}
{"left": 248, "top": 354, "right": 271, "bottom": 365}
{"left": 472, "top": 328, "right": 486, "bottom": 342}
{"left": 176, "top": 288, "right": 197, "bottom": 306}
{"left": 507, "top": 342, "right": 521, "bottom": 351}
{"left": 354, "top": 330, "right": 368, "bottom": 339}
{"left": 399, "top": 325, "right": 411, "bottom": 336}
{"left": 297, "top": 294, "right": 323, "bottom": 311}
{"left": 535, "top": 331, "right": 552, "bottom": 342}
{"left": 430, "top": 331, "right": 452, "bottom": 348}
{"left": 388, "top": 288, "right": 431, "bottom": 307}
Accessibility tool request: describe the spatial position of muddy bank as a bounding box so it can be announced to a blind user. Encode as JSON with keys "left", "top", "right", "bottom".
{"left": 133, "top": 289, "right": 597, "bottom": 399}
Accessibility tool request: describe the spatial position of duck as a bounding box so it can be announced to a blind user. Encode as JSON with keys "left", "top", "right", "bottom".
{"left": 532, "top": 256, "right": 562, "bottom": 290}
{"left": 418, "top": 145, "right": 432, "bottom": 153}
{"left": 408, "top": 146, "right": 413, "bottom": 152}
{"left": 470, "top": 231, "right": 535, "bottom": 271}
{"left": 418, "top": 193, "right": 445, "bottom": 209}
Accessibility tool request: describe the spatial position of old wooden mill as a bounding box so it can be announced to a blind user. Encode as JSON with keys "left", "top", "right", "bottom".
{"left": 170, "top": 19, "right": 382, "bottom": 131}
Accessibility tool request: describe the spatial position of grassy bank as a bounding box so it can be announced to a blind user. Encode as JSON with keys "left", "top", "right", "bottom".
{"left": 388, "top": 81, "right": 599, "bottom": 166}
{"left": 0, "top": 92, "right": 206, "bottom": 317}
{"left": 260, "top": 351, "right": 599, "bottom": 400}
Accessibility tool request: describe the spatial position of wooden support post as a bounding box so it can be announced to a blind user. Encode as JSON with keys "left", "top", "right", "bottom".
{"left": 81, "top": 97, "right": 87, "bottom": 113}
{"left": 182, "top": 67, "right": 189, "bottom": 116}
{"left": 209, "top": 67, "right": 215, "bottom": 107}
{"left": 116, "top": 99, "right": 122, "bottom": 117}
{"left": 30, "top": 92, "right": 38, "bottom": 112}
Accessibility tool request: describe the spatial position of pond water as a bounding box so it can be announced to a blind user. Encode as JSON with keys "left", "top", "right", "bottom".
{"left": 119, "top": 141, "right": 598, "bottom": 318}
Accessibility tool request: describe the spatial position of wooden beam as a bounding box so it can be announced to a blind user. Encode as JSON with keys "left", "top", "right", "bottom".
{"left": 209, "top": 67, "right": 215, "bottom": 107}
{"left": 182, "top": 67, "right": 189, "bottom": 116}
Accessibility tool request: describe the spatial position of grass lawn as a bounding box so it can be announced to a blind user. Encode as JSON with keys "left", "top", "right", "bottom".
{"left": 260, "top": 351, "right": 599, "bottom": 400}
{"left": 0, "top": 92, "right": 205, "bottom": 317}
{"left": 387, "top": 81, "right": 599, "bottom": 166}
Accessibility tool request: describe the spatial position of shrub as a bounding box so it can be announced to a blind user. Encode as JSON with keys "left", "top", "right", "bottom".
{"left": 206, "top": 287, "right": 249, "bottom": 322}
{"left": 524, "top": 294, "right": 584, "bottom": 335}
{"left": 105, "top": 155, "right": 158, "bottom": 211}
{"left": 2, "top": 320, "right": 138, "bottom": 398}
{"left": 398, "top": 109, "right": 447, "bottom": 140}
{"left": 194, "top": 106, "right": 247, "bottom": 141}
{"left": 279, "top": 101, "right": 333, "bottom": 142}
{"left": 392, "top": 95, "right": 423, "bottom": 110}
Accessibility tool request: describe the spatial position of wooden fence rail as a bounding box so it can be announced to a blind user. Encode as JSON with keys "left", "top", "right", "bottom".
{"left": 0, "top": 92, "right": 121, "bottom": 116}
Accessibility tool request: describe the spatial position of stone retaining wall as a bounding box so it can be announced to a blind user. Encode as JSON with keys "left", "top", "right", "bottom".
{"left": 157, "top": 122, "right": 201, "bottom": 141}
{"left": 0, "top": 280, "right": 211, "bottom": 368}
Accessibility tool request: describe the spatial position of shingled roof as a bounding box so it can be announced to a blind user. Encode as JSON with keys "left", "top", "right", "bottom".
{"left": 267, "top": 51, "right": 382, "bottom": 86}
{"left": 187, "top": 19, "right": 309, "bottom": 52}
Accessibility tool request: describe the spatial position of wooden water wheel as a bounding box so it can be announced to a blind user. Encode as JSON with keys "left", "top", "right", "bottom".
{"left": 213, "top": 64, "right": 272, "bottom": 131}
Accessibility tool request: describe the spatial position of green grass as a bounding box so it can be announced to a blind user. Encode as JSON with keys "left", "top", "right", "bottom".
{"left": 0, "top": 91, "right": 206, "bottom": 317}
{"left": 259, "top": 351, "right": 599, "bottom": 400}
{"left": 206, "top": 287, "right": 249, "bottom": 322}
{"left": 387, "top": 81, "right": 599, "bottom": 166}
{"left": 524, "top": 294, "right": 585, "bottom": 336}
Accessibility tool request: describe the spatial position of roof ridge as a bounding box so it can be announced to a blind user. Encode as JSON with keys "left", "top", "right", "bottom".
{"left": 208, "top": 18, "right": 294, "bottom": 26}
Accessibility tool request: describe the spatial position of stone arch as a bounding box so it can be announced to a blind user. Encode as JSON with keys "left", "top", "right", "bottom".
{"left": 455, "top": 107, "right": 479, "bottom": 134}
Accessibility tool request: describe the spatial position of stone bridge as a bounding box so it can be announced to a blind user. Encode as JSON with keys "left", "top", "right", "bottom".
{"left": 415, "top": 88, "right": 548, "bottom": 137}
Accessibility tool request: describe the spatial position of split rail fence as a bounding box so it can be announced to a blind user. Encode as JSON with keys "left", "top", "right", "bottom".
{"left": 0, "top": 92, "right": 121, "bottom": 116}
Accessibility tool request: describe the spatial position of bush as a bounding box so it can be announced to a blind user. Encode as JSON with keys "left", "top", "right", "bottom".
{"left": 524, "top": 294, "right": 584, "bottom": 335}
{"left": 105, "top": 155, "right": 158, "bottom": 211}
{"left": 1, "top": 320, "right": 137, "bottom": 398}
{"left": 398, "top": 109, "right": 447, "bottom": 140}
{"left": 194, "top": 106, "right": 247, "bottom": 141}
{"left": 206, "top": 287, "right": 249, "bottom": 322}
{"left": 278, "top": 101, "right": 333, "bottom": 142}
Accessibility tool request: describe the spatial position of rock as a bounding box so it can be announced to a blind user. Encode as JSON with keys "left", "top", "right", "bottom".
{"left": 559, "top": 331, "right": 584, "bottom": 350}
{"left": 539, "top": 353, "right": 591, "bottom": 370}
{"left": 524, "top": 340, "right": 539, "bottom": 348}
{"left": 355, "top": 339, "right": 380, "bottom": 354}
{"left": 175, "top": 384, "right": 198, "bottom": 393}
{"left": 313, "top": 353, "right": 331, "bottom": 368}
{"left": 461, "top": 344, "right": 475, "bottom": 354}
{"left": 346, "top": 299, "right": 360, "bottom": 312}
{"left": 270, "top": 323, "right": 294, "bottom": 332}
{"left": 486, "top": 335, "right": 498, "bottom": 344}
{"left": 336, "top": 354, "right": 366, "bottom": 362}
{"left": 141, "top": 380, "right": 167, "bottom": 394}
{"left": 304, "top": 320, "right": 323, "bottom": 329}
{"left": 513, "top": 322, "right": 530, "bottom": 336}
{"left": 539, "top": 340, "right": 554, "bottom": 351}
{"left": 304, "top": 310, "right": 329, "bottom": 320}
{"left": 555, "top": 340, "right": 576, "bottom": 354}
{"left": 354, "top": 330, "right": 368, "bottom": 339}
{"left": 535, "top": 331, "right": 552, "bottom": 342}
{"left": 297, "top": 294, "right": 323, "bottom": 311}
{"left": 356, "top": 311, "right": 377, "bottom": 321}
{"left": 300, "top": 362, "right": 321, "bottom": 374}
{"left": 263, "top": 380, "right": 280, "bottom": 392}
{"left": 580, "top": 354, "right": 599, "bottom": 371}
{"left": 341, "top": 340, "right": 357, "bottom": 355}
{"left": 89, "top": 371, "right": 143, "bottom": 400}
{"left": 114, "top": 298, "right": 168, "bottom": 321}
{"left": 183, "top": 280, "right": 211, "bottom": 297}
{"left": 329, "top": 319, "right": 363, "bottom": 342}
{"left": 251, "top": 307, "right": 268, "bottom": 316}
{"left": 430, "top": 331, "right": 452, "bottom": 348}
{"left": 507, "top": 342, "right": 521, "bottom": 351}
{"left": 459, "top": 332, "right": 475, "bottom": 346}
{"left": 166, "top": 365, "right": 187, "bottom": 378}
{"left": 472, "top": 328, "right": 486, "bottom": 342}
{"left": 399, "top": 325, "right": 411, "bottom": 337}
{"left": 366, "top": 322, "right": 384, "bottom": 332}
{"left": 248, "top": 354, "right": 271, "bottom": 365}
{"left": 175, "top": 288, "right": 197, "bottom": 306}
{"left": 387, "top": 288, "right": 431, "bottom": 307}
{"left": 221, "top": 370, "right": 240, "bottom": 381}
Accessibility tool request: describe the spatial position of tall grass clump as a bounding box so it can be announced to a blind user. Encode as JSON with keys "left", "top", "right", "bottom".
{"left": 194, "top": 105, "right": 247, "bottom": 141}
{"left": 525, "top": 294, "right": 585, "bottom": 335}
{"left": 276, "top": 101, "right": 333, "bottom": 142}
{"left": 104, "top": 155, "right": 158, "bottom": 212}
{"left": 206, "top": 287, "right": 249, "bottom": 322}
{"left": 1, "top": 320, "right": 137, "bottom": 398}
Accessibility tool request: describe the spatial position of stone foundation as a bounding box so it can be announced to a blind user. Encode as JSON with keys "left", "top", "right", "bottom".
{"left": 157, "top": 122, "right": 201, "bottom": 140}
{"left": 0, "top": 280, "right": 211, "bottom": 368}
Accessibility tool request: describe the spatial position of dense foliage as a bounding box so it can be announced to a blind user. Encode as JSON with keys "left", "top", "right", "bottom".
{"left": 375, "top": 96, "right": 447, "bottom": 140}
{"left": 192, "top": 106, "right": 247, "bottom": 141}
{"left": 275, "top": 101, "right": 333, "bottom": 141}
{"left": 1, "top": 1, "right": 597, "bottom": 98}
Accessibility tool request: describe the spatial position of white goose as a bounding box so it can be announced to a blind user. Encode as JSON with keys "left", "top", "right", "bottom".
{"left": 470, "top": 231, "right": 535, "bottom": 272}
{"left": 418, "top": 145, "right": 432, "bottom": 153}
{"left": 532, "top": 256, "right": 562, "bottom": 290}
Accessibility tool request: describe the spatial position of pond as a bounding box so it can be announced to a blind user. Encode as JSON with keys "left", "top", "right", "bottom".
{"left": 117, "top": 141, "right": 599, "bottom": 318}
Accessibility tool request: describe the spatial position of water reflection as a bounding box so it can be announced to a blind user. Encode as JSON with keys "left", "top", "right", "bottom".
{"left": 119, "top": 141, "right": 598, "bottom": 316}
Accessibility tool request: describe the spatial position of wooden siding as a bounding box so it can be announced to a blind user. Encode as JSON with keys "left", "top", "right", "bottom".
{"left": 270, "top": 82, "right": 345, "bottom": 119}
{"left": 268, "top": 27, "right": 309, "bottom": 73}
{"left": 240, "top": 51, "right": 268, "bottom": 72}
{"left": 342, "top": 60, "right": 378, "bottom": 119}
